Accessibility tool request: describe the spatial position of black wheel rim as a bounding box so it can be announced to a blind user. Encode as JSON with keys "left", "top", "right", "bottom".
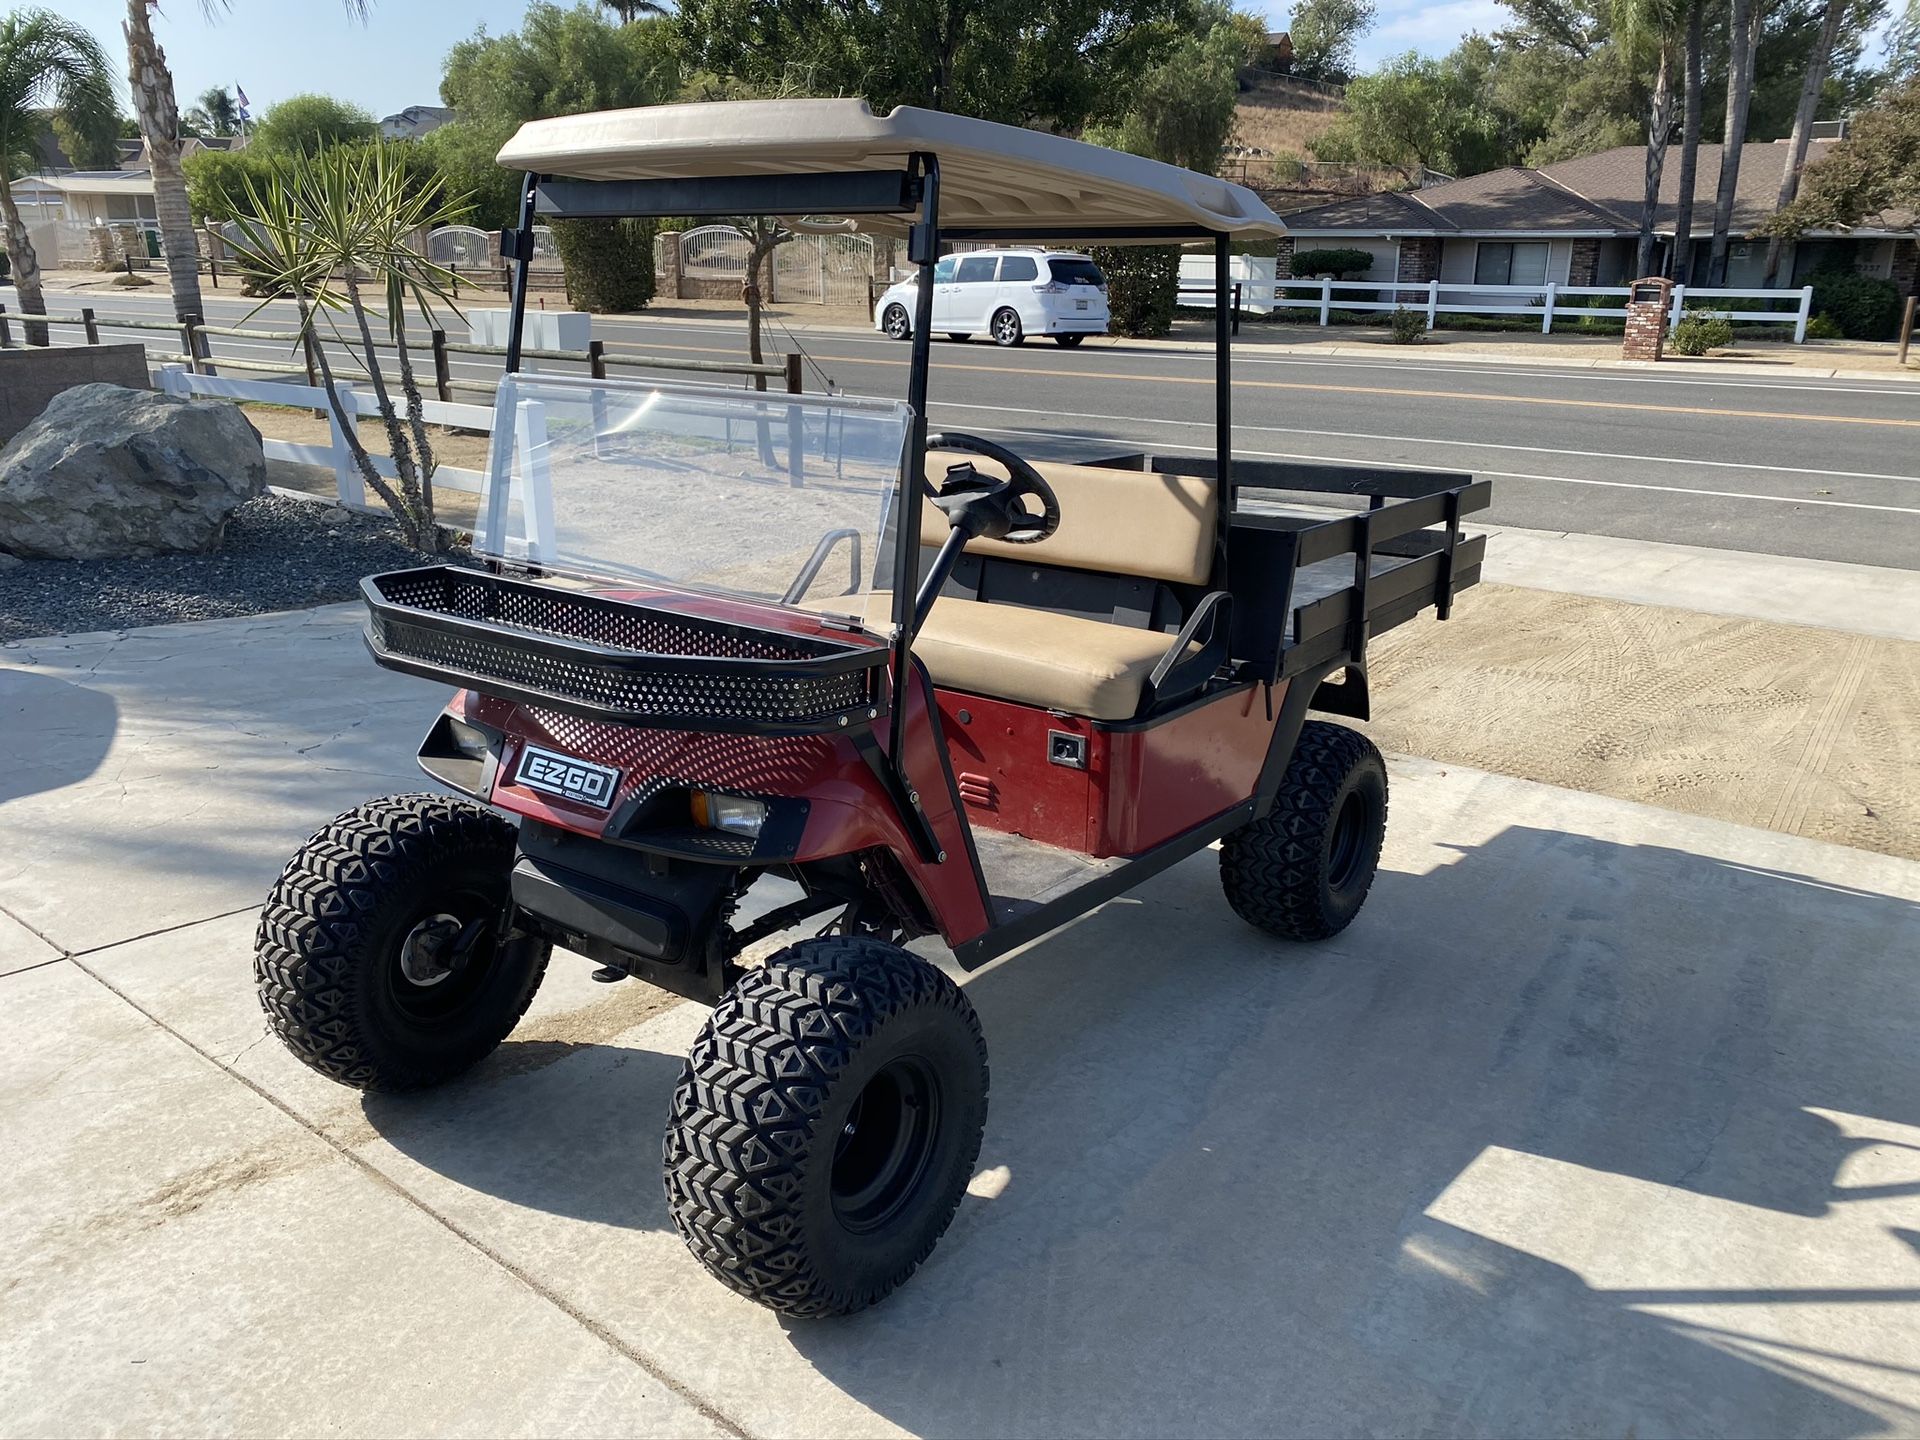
{"left": 383, "top": 892, "right": 498, "bottom": 1025}
{"left": 831, "top": 1056, "right": 942, "bottom": 1234}
{"left": 1327, "top": 791, "right": 1368, "bottom": 891}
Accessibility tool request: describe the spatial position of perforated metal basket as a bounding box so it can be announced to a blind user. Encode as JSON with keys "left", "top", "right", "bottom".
{"left": 362, "top": 566, "right": 886, "bottom": 734}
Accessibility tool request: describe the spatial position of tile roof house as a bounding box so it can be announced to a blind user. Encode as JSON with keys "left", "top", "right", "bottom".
{"left": 1278, "top": 139, "right": 1917, "bottom": 299}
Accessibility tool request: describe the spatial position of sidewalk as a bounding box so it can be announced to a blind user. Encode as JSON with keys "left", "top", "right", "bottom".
{"left": 3, "top": 605, "right": 1917, "bottom": 1437}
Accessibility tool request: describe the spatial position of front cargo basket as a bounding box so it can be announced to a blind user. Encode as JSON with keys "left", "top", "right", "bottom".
{"left": 362, "top": 565, "right": 887, "bottom": 734}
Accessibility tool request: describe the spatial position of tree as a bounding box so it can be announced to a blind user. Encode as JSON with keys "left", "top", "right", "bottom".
{"left": 1310, "top": 49, "right": 1516, "bottom": 177}
{"left": 1769, "top": 75, "right": 1920, "bottom": 231}
{"left": 1762, "top": 0, "right": 1851, "bottom": 282}
{"left": 1889, "top": 0, "right": 1919, "bottom": 78}
{"left": 185, "top": 83, "right": 238, "bottom": 136}
{"left": 1705, "top": 0, "right": 1763, "bottom": 283}
{"left": 1287, "top": 0, "right": 1377, "bottom": 82}
{"left": 226, "top": 144, "right": 467, "bottom": 552}
{"left": 440, "top": 3, "right": 681, "bottom": 131}
{"left": 51, "top": 92, "right": 125, "bottom": 167}
{"left": 251, "top": 93, "right": 375, "bottom": 155}
{"left": 600, "top": 0, "right": 666, "bottom": 18}
{"left": 1091, "top": 2, "right": 1263, "bottom": 173}
{"left": 1613, "top": 0, "right": 1686, "bottom": 277}
{"left": 1669, "top": 0, "right": 1704, "bottom": 277}
{"left": 673, "top": 0, "right": 1190, "bottom": 129}
{"left": 122, "top": 0, "right": 371, "bottom": 330}
{"left": 0, "top": 9, "right": 115, "bottom": 344}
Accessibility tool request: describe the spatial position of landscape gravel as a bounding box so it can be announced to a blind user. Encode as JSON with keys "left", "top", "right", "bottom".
{"left": 0, "top": 493, "right": 455, "bottom": 643}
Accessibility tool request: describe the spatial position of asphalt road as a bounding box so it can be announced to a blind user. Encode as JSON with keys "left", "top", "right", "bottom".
{"left": 22, "top": 285, "right": 1920, "bottom": 571}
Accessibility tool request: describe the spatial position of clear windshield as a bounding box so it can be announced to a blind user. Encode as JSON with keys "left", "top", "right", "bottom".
{"left": 473, "top": 374, "right": 908, "bottom": 621}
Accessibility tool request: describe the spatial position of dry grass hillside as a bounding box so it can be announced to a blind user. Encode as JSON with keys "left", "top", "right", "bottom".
{"left": 1231, "top": 72, "right": 1343, "bottom": 163}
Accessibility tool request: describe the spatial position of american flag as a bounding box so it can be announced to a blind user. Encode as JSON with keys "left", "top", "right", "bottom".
{"left": 235, "top": 84, "right": 250, "bottom": 120}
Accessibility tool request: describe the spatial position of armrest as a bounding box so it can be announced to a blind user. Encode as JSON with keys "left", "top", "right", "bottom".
{"left": 1142, "top": 590, "right": 1232, "bottom": 710}
{"left": 781, "top": 528, "right": 864, "bottom": 605}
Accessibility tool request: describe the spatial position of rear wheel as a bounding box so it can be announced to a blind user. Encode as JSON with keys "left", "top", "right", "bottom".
{"left": 253, "top": 793, "right": 549, "bottom": 1091}
{"left": 1054, "top": 334, "right": 1086, "bottom": 348}
{"left": 881, "top": 304, "right": 911, "bottom": 340}
{"left": 1220, "top": 721, "right": 1387, "bottom": 942}
{"left": 990, "top": 308, "right": 1024, "bottom": 346}
{"left": 663, "top": 936, "right": 988, "bottom": 1317}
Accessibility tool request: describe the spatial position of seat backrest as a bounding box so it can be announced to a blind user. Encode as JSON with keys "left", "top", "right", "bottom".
{"left": 922, "top": 452, "right": 1216, "bottom": 587}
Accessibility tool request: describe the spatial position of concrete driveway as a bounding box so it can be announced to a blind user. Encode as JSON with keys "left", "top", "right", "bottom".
{"left": 3, "top": 606, "right": 1918, "bottom": 1438}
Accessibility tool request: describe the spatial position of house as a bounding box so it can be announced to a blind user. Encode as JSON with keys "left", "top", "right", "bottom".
{"left": 1277, "top": 139, "right": 1918, "bottom": 298}
{"left": 8, "top": 169, "right": 160, "bottom": 269}
{"left": 380, "top": 105, "right": 456, "bottom": 141}
{"left": 1261, "top": 30, "right": 1294, "bottom": 72}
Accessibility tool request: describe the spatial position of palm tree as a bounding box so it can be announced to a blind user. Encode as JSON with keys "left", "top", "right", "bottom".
{"left": 122, "top": 0, "right": 368, "bottom": 329}
{"left": 1762, "top": 0, "right": 1849, "bottom": 285}
{"left": 1706, "top": 0, "right": 1765, "bottom": 286}
{"left": 1667, "top": 0, "right": 1703, "bottom": 280}
{"left": 186, "top": 83, "right": 238, "bottom": 136}
{"left": 0, "top": 9, "right": 116, "bottom": 345}
{"left": 600, "top": 1, "right": 668, "bottom": 21}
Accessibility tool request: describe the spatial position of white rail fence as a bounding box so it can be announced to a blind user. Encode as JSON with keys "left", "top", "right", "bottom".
{"left": 1177, "top": 266, "right": 1815, "bottom": 341}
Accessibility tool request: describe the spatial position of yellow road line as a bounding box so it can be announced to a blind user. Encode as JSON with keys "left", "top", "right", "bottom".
{"left": 611, "top": 339, "right": 1920, "bottom": 429}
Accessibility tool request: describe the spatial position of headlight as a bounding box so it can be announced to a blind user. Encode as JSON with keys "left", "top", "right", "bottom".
{"left": 690, "top": 790, "right": 767, "bottom": 838}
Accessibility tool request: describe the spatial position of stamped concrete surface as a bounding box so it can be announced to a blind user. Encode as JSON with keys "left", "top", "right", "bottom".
{"left": 4, "top": 607, "right": 1920, "bottom": 1438}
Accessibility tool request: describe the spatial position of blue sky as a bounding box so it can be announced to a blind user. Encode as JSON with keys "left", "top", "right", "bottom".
{"left": 55, "top": 0, "right": 1522, "bottom": 120}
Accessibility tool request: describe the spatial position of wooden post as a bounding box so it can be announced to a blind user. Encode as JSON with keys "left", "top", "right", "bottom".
{"left": 588, "top": 338, "right": 606, "bottom": 380}
{"left": 784, "top": 351, "right": 802, "bottom": 395}
{"left": 1426, "top": 279, "right": 1439, "bottom": 330}
{"left": 180, "top": 318, "right": 200, "bottom": 374}
{"left": 1541, "top": 281, "right": 1557, "bottom": 334}
{"left": 82, "top": 307, "right": 100, "bottom": 344}
{"left": 0, "top": 303, "right": 10, "bottom": 348}
{"left": 431, "top": 328, "right": 452, "bottom": 403}
{"left": 1900, "top": 295, "right": 1916, "bottom": 367}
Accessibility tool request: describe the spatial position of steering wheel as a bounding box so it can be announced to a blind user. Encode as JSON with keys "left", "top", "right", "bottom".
{"left": 923, "top": 432, "right": 1061, "bottom": 545}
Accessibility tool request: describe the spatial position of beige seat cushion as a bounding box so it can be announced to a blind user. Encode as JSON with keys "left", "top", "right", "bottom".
{"left": 810, "top": 594, "right": 1181, "bottom": 721}
{"left": 923, "top": 452, "right": 1216, "bottom": 586}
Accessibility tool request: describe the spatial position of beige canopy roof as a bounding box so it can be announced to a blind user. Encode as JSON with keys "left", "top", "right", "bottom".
{"left": 496, "top": 99, "right": 1286, "bottom": 241}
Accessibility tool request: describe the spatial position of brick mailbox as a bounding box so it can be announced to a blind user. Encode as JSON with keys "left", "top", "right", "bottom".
{"left": 1622, "top": 275, "right": 1673, "bottom": 362}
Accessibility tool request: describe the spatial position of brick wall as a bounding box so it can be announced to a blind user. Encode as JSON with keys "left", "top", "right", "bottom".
{"left": 1622, "top": 297, "right": 1667, "bottom": 361}
{"left": 1395, "top": 236, "right": 1440, "bottom": 283}
{"left": 1274, "top": 236, "right": 1294, "bottom": 280}
{"left": 1568, "top": 239, "right": 1601, "bottom": 287}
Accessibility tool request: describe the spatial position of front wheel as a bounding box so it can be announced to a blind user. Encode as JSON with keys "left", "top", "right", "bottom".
{"left": 664, "top": 936, "right": 989, "bottom": 1317}
{"left": 1053, "top": 334, "right": 1086, "bottom": 348}
{"left": 881, "top": 304, "right": 910, "bottom": 340}
{"left": 990, "top": 308, "right": 1024, "bottom": 346}
{"left": 1220, "top": 721, "right": 1387, "bottom": 942}
{"left": 253, "top": 793, "right": 550, "bottom": 1091}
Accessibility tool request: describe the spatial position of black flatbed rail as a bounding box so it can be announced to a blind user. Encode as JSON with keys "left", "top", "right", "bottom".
{"left": 1086, "top": 453, "right": 1491, "bottom": 687}
{"left": 360, "top": 565, "right": 888, "bottom": 735}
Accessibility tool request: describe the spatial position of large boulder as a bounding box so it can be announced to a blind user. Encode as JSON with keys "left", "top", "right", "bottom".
{"left": 0, "top": 383, "right": 266, "bottom": 560}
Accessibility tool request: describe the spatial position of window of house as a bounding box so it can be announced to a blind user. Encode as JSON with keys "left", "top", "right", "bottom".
{"left": 999, "top": 255, "right": 1038, "bottom": 282}
{"left": 955, "top": 255, "right": 999, "bottom": 283}
{"left": 1474, "top": 241, "right": 1549, "bottom": 287}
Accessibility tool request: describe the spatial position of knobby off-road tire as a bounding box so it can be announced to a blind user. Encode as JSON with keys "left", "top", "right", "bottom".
{"left": 663, "top": 936, "right": 989, "bottom": 1317}
{"left": 1221, "top": 721, "right": 1388, "bottom": 942}
{"left": 254, "top": 793, "right": 550, "bottom": 1092}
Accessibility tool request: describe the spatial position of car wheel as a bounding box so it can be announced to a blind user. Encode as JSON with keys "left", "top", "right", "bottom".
{"left": 881, "top": 304, "right": 911, "bottom": 340}
{"left": 254, "top": 793, "right": 550, "bottom": 1090}
{"left": 1219, "top": 722, "right": 1388, "bottom": 942}
{"left": 664, "top": 935, "right": 989, "bottom": 1317}
{"left": 990, "top": 308, "right": 1024, "bottom": 346}
{"left": 1053, "top": 334, "right": 1085, "bottom": 348}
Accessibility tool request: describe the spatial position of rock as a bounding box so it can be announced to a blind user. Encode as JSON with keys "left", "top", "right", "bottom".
{"left": 0, "top": 551, "right": 19, "bottom": 573}
{"left": 0, "top": 383, "right": 266, "bottom": 560}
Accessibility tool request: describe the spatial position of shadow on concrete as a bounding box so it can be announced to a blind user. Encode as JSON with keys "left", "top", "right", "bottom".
{"left": 0, "top": 671, "right": 116, "bottom": 806}
{"left": 350, "top": 820, "right": 1919, "bottom": 1436}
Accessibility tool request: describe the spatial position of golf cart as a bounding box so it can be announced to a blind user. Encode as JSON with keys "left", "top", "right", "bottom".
{"left": 254, "top": 100, "right": 1490, "bottom": 1318}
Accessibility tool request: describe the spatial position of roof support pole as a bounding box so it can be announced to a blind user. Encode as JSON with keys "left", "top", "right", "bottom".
{"left": 1213, "top": 230, "right": 1234, "bottom": 566}
{"left": 504, "top": 172, "right": 539, "bottom": 375}
{"left": 889, "top": 153, "right": 940, "bottom": 769}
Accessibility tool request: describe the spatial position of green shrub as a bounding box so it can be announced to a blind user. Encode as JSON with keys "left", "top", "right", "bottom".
{"left": 1289, "top": 247, "right": 1374, "bottom": 279}
{"left": 1806, "top": 267, "right": 1901, "bottom": 340}
{"left": 1803, "top": 312, "right": 1845, "bottom": 340}
{"left": 551, "top": 217, "right": 658, "bottom": 313}
{"left": 1670, "top": 310, "right": 1734, "bottom": 355}
{"left": 1388, "top": 307, "right": 1424, "bottom": 343}
{"left": 1089, "top": 245, "right": 1179, "bottom": 338}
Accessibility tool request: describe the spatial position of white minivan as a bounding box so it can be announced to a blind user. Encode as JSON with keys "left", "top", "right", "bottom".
{"left": 873, "top": 248, "right": 1110, "bottom": 347}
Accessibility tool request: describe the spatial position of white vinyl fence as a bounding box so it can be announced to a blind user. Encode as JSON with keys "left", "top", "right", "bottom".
{"left": 1176, "top": 258, "right": 1815, "bottom": 342}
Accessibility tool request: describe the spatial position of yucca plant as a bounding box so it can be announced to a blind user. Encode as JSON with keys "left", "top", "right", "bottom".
{"left": 224, "top": 144, "right": 467, "bottom": 552}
